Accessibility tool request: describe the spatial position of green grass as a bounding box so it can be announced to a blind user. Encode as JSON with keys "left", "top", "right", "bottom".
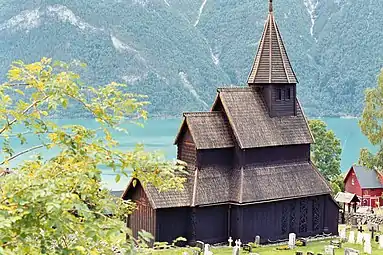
{"left": 149, "top": 240, "right": 383, "bottom": 255}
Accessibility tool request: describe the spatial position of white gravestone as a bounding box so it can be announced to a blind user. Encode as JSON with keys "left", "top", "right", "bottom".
{"left": 324, "top": 245, "right": 335, "bottom": 255}
{"left": 348, "top": 231, "right": 355, "bottom": 244}
{"left": 340, "top": 228, "right": 347, "bottom": 241}
{"left": 235, "top": 239, "right": 242, "bottom": 248}
{"left": 380, "top": 235, "right": 383, "bottom": 249}
{"left": 228, "top": 237, "right": 233, "bottom": 247}
{"left": 232, "top": 246, "right": 239, "bottom": 255}
{"left": 364, "top": 241, "right": 372, "bottom": 254}
{"left": 344, "top": 248, "right": 360, "bottom": 255}
{"left": 204, "top": 244, "right": 213, "bottom": 255}
{"left": 356, "top": 231, "right": 363, "bottom": 244}
{"left": 288, "top": 233, "right": 296, "bottom": 249}
{"left": 363, "top": 233, "right": 371, "bottom": 244}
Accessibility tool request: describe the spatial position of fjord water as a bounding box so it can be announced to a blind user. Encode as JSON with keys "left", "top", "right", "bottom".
{"left": 4, "top": 117, "right": 374, "bottom": 190}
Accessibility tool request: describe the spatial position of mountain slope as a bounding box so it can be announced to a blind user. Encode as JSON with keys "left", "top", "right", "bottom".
{"left": 0, "top": 0, "right": 382, "bottom": 117}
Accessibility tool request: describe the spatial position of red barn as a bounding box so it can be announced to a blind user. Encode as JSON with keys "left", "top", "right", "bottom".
{"left": 344, "top": 165, "right": 383, "bottom": 208}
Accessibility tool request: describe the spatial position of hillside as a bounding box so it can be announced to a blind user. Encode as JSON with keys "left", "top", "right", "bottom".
{"left": 0, "top": 0, "right": 382, "bottom": 118}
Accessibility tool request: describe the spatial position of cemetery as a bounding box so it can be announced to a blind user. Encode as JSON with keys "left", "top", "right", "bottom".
{"left": 143, "top": 225, "right": 383, "bottom": 254}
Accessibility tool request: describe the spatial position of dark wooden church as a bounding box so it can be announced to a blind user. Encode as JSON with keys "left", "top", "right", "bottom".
{"left": 122, "top": 0, "right": 339, "bottom": 245}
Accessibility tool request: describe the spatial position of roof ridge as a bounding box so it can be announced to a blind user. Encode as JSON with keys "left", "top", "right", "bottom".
{"left": 184, "top": 111, "right": 223, "bottom": 116}
{"left": 217, "top": 87, "right": 253, "bottom": 92}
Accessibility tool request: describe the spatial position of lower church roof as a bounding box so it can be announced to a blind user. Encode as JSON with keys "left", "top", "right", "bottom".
{"left": 130, "top": 162, "right": 331, "bottom": 209}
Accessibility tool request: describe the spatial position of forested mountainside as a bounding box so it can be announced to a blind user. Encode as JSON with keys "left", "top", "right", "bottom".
{"left": 0, "top": 0, "right": 382, "bottom": 118}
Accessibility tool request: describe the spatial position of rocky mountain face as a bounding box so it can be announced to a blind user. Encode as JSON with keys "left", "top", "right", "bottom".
{"left": 0, "top": 0, "right": 382, "bottom": 117}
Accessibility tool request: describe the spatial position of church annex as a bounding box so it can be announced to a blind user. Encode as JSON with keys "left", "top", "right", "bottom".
{"left": 122, "top": 0, "right": 339, "bottom": 245}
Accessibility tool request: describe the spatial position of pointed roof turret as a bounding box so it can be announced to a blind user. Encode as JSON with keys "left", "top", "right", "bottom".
{"left": 247, "top": 0, "right": 298, "bottom": 84}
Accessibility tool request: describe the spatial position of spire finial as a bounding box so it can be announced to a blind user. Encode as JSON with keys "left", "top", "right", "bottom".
{"left": 269, "top": 0, "right": 273, "bottom": 13}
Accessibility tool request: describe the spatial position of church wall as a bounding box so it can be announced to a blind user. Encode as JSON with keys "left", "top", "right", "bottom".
{"left": 270, "top": 84, "right": 295, "bottom": 117}
{"left": 324, "top": 196, "right": 340, "bottom": 235}
{"left": 177, "top": 128, "right": 197, "bottom": 166}
{"left": 126, "top": 183, "right": 157, "bottom": 240}
{"left": 195, "top": 205, "right": 229, "bottom": 244}
{"left": 242, "top": 144, "right": 310, "bottom": 166}
{"left": 156, "top": 207, "right": 190, "bottom": 244}
{"left": 197, "top": 148, "right": 233, "bottom": 167}
{"left": 238, "top": 195, "right": 334, "bottom": 244}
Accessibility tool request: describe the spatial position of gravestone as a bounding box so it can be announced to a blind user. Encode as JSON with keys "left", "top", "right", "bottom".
{"left": 356, "top": 231, "right": 363, "bottom": 244}
{"left": 235, "top": 239, "right": 242, "bottom": 248}
{"left": 379, "top": 235, "right": 383, "bottom": 248}
{"left": 363, "top": 241, "right": 372, "bottom": 255}
{"left": 196, "top": 241, "right": 205, "bottom": 252}
{"left": 344, "top": 247, "right": 360, "bottom": 255}
{"left": 254, "top": 235, "right": 260, "bottom": 245}
{"left": 243, "top": 244, "right": 252, "bottom": 252}
{"left": 324, "top": 245, "right": 335, "bottom": 255}
{"left": 307, "top": 252, "right": 314, "bottom": 255}
{"left": 295, "top": 252, "right": 303, "bottom": 255}
{"left": 204, "top": 244, "right": 213, "bottom": 255}
{"left": 375, "top": 235, "right": 379, "bottom": 243}
{"left": 228, "top": 237, "right": 233, "bottom": 247}
{"left": 348, "top": 231, "right": 355, "bottom": 243}
{"left": 340, "top": 228, "right": 347, "bottom": 241}
{"left": 363, "top": 233, "right": 372, "bottom": 255}
{"left": 363, "top": 233, "right": 371, "bottom": 245}
{"left": 232, "top": 246, "right": 239, "bottom": 255}
{"left": 289, "top": 233, "right": 296, "bottom": 249}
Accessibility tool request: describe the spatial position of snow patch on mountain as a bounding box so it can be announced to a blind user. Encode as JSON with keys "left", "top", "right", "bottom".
{"left": 111, "top": 35, "right": 146, "bottom": 63}
{"left": 0, "top": 5, "right": 102, "bottom": 33}
{"left": 122, "top": 74, "right": 142, "bottom": 84}
{"left": 303, "top": 0, "right": 319, "bottom": 38}
{"left": 0, "top": 9, "right": 41, "bottom": 32}
{"left": 179, "top": 72, "right": 208, "bottom": 108}
{"left": 194, "top": 0, "right": 207, "bottom": 27}
{"left": 133, "top": 0, "right": 149, "bottom": 7}
{"left": 210, "top": 47, "right": 219, "bottom": 66}
{"left": 47, "top": 5, "right": 101, "bottom": 32}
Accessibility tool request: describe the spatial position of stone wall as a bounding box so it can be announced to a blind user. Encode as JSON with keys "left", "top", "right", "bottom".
{"left": 345, "top": 212, "right": 383, "bottom": 226}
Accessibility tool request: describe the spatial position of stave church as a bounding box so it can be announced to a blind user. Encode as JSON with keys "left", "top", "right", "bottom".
{"left": 122, "top": 0, "right": 339, "bottom": 245}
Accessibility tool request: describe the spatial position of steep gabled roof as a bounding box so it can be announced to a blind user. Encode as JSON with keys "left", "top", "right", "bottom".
{"left": 348, "top": 165, "right": 383, "bottom": 189}
{"left": 230, "top": 162, "right": 331, "bottom": 204}
{"left": 247, "top": 0, "right": 297, "bottom": 84}
{"left": 215, "top": 87, "right": 313, "bottom": 149}
{"left": 174, "top": 112, "right": 234, "bottom": 150}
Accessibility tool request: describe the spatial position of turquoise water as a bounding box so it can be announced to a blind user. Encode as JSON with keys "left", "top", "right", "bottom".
{"left": 2, "top": 117, "right": 375, "bottom": 190}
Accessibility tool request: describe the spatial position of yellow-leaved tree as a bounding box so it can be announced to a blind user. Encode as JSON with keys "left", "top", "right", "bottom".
{"left": 0, "top": 58, "right": 186, "bottom": 254}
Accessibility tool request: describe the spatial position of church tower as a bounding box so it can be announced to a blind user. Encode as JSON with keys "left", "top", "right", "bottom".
{"left": 247, "top": 0, "right": 298, "bottom": 117}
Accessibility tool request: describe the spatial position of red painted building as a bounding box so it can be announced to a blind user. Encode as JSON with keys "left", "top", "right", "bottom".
{"left": 344, "top": 165, "right": 383, "bottom": 208}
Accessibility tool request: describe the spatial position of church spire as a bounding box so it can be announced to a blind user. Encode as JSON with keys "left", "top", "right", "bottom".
{"left": 247, "top": 0, "right": 297, "bottom": 84}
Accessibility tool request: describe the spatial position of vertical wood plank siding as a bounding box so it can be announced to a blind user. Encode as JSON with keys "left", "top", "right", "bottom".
{"left": 270, "top": 84, "right": 295, "bottom": 117}
{"left": 238, "top": 195, "right": 336, "bottom": 244}
{"left": 177, "top": 128, "right": 197, "bottom": 165}
{"left": 129, "top": 184, "right": 156, "bottom": 240}
{"left": 243, "top": 144, "right": 310, "bottom": 165}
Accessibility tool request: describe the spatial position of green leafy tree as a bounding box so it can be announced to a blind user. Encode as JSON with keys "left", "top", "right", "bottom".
{"left": 309, "top": 119, "right": 342, "bottom": 192}
{"left": 0, "top": 58, "right": 186, "bottom": 254}
{"left": 358, "top": 69, "right": 383, "bottom": 170}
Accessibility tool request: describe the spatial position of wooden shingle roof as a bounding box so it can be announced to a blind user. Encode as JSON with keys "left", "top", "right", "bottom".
{"left": 126, "top": 161, "right": 331, "bottom": 208}
{"left": 216, "top": 87, "right": 313, "bottom": 149}
{"left": 174, "top": 112, "right": 234, "bottom": 150}
{"left": 247, "top": 0, "right": 297, "bottom": 84}
{"left": 230, "top": 162, "right": 332, "bottom": 204}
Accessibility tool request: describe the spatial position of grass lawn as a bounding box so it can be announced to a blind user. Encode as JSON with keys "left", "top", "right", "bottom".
{"left": 143, "top": 226, "right": 383, "bottom": 254}
{"left": 147, "top": 239, "right": 383, "bottom": 254}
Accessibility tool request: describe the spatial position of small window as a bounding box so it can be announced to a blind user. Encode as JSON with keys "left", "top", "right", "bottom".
{"left": 286, "top": 88, "right": 291, "bottom": 100}
{"left": 276, "top": 88, "right": 282, "bottom": 101}
{"left": 351, "top": 178, "right": 355, "bottom": 185}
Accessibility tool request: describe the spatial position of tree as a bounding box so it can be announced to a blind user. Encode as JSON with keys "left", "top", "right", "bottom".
{"left": 309, "top": 119, "right": 342, "bottom": 189}
{"left": 0, "top": 58, "right": 186, "bottom": 254}
{"left": 358, "top": 69, "right": 383, "bottom": 170}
